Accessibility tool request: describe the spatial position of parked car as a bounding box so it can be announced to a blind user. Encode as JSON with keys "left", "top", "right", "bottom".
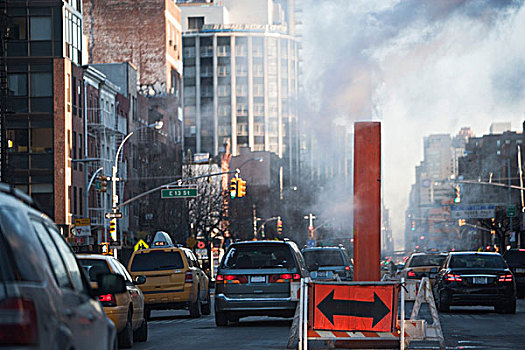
{"left": 301, "top": 246, "right": 353, "bottom": 281}
{"left": 128, "top": 245, "right": 210, "bottom": 319}
{"left": 214, "top": 239, "right": 308, "bottom": 326}
{"left": 433, "top": 252, "right": 516, "bottom": 313}
{"left": 502, "top": 248, "right": 525, "bottom": 298}
{"left": 0, "top": 183, "right": 122, "bottom": 349}
{"left": 78, "top": 254, "right": 148, "bottom": 348}
{"left": 398, "top": 252, "right": 447, "bottom": 281}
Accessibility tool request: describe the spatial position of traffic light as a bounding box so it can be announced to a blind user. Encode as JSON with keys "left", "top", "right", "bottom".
{"left": 454, "top": 185, "right": 461, "bottom": 204}
{"left": 277, "top": 218, "right": 282, "bottom": 234}
{"left": 411, "top": 220, "right": 416, "bottom": 231}
{"left": 98, "top": 174, "right": 109, "bottom": 193}
{"left": 237, "top": 178, "right": 247, "bottom": 197}
{"left": 109, "top": 219, "right": 117, "bottom": 241}
{"left": 230, "top": 178, "right": 238, "bottom": 198}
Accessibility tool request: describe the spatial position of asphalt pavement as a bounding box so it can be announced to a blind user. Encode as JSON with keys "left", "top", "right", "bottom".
{"left": 134, "top": 297, "right": 525, "bottom": 349}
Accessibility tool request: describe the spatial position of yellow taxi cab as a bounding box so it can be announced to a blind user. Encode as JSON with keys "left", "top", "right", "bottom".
{"left": 128, "top": 245, "right": 211, "bottom": 319}
{"left": 78, "top": 254, "right": 147, "bottom": 348}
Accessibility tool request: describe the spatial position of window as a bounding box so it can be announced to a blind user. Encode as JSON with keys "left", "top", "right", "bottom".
{"left": 236, "top": 64, "right": 247, "bottom": 77}
{"left": 30, "top": 72, "right": 52, "bottom": 97}
{"left": 254, "top": 84, "right": 264, "bottom": 97}
{"left": 188, "top": 16, "right": 204, "bottom": 31}
{"left": 236, "top": 104, "right": 247, "bottom": 116}
{"left": 254, "top": 103, "right": 264, "bottom": 116}
{"left": 253, "top": 64, "right": 264, "bottom": 77}
{"left": 47, "top": 224, "right": 85, "bottom": 292}
{"left": 223, "top": 244, "right": 295, "bottom": 269}
{"left": 7, "top": 129, "right": 28, "bottom": 152}
{"left": 218, "top": 104, "right": 231, "bottom": 116}
{"left": 73, "top": 186, "right": 77, "bottom": 214}
{"left": 217, "top": 45, "right": 230, "bottom": 56}
{"left": 218, "top": 85, "right": 230, "bottom": 97}
{"left": 32, "top": 220, "right": 72, "bottom": 288}
{"left": 31, "top": 128, "right": 53, "bottom": 153}
{"left": 30, "top": 17, "right": 51, "bottom": 40}
{"left": 130, "top": 251, "right": 184, "bottom": 271}
{"left": 236, "top": 84, "right": 247, "bottom": 96}
{"left": 237, "top": 123, "right": 248, "bottom": 135}
{"left": 218, "top": 65, "right": 230, "bottom": 77}
{"left": 7, "top": 73, "right": 27, "bottom": 96}
{"left": 9, "top": 17, "right": 27, "bottom": 40}
{"left": 79, "top": 259, "right": 111, "bottom": 282}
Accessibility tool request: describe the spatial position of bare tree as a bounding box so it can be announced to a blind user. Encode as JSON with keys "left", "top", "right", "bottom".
{"left": 184, "top": 163, "right": 225, "bottom": 241}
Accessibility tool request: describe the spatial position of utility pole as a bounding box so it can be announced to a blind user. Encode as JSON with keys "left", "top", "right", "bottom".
{"left": 0, "top": 1, "right": 8, "bottom": 183}
{"left": 304, "top": 213, "right": 316, "bottom": 239}
{"left": 253, "top": 204, "right": 257, "bottom": 238}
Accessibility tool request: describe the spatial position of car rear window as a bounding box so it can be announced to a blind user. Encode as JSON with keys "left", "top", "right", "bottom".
{"left": 303, "top": 250, "right": 345, "bottom": 267}
{"left": 130, "top": 250, "right": 184, "bottom": 272}
{"left": 223, "top": 244, "right": 295, "bottom": 269}
{"left": 409, "top": 255, "right": 446, "bottom": 267}
{"left": 79, "top": 259, "right": 112, "bottom": 282}
{"left": 449, "top": 254, "right": 507, "bottom": 269}
{"left": 503, "top": 250, "right": 525, "bottom": 264}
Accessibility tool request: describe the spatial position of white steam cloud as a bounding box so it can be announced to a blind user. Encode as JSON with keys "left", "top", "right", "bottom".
{"left": 300, "top": 0, "right": 525, "bottom": 249}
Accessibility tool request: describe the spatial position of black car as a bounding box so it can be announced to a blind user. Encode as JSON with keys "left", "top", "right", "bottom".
{"left": 503, "top": 248, "right": 525, "bottom": 298}
{"left": 214, "top": 240, "right": 308, "bottom": 326}
{"left": 302, "top": 246, "right": 353, "bottom": 281}
{"left": 433, "top": 252, "right": 516, "bottom": 313}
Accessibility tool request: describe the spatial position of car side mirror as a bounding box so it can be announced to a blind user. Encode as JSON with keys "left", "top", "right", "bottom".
{"left": 95, "top": 273, "right": 126, "bottom": 295}
{"left": 134, "top": 275, "right": 147, "bottom": 285}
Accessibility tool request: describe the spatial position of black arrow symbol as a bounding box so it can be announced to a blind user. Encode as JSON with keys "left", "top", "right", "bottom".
{"left": 316, "top": 290, "right": 390, "bottom": 327}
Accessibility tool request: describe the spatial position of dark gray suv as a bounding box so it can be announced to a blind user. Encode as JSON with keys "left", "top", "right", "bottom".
{"left": 302, "top": 246, "right": 353, "bottom": 281}
{"left": 214, "top": 240, "right": 308, "bottom": 326}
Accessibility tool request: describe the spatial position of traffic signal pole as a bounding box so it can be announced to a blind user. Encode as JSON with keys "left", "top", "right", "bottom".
{"left": 353, "top": 122, "right": 381, "bottom": 281}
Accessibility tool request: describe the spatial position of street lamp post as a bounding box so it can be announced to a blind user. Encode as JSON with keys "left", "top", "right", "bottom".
{"left": 111, "top": 121, "right": 163, "bottom": 212}
{"left": 110, "top": 121, "right": 163, "bottom": 250}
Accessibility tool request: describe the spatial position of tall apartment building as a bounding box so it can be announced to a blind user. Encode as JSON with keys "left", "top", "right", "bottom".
{"left": 4, "top": 0, "right": 84, "bottom": 233}
{"left": 179, "top": 0, "right": 300, "bottom": 184}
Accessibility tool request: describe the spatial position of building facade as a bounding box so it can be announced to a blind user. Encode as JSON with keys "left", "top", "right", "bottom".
{"left": 179, "top": 0, "right": 300, "bottom": 185}
{"left": 5, "top": 0, "right": 84, "bottom": 235}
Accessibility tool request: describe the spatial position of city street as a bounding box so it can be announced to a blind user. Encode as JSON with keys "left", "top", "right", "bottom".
{"left": 135, "top": 295, "right": 525, "bottom": 349}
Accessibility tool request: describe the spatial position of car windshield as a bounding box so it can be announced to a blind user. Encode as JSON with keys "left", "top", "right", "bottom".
{"left": 130, "top": 250, "right": 184, "bottom": 271}
{"left": 223, "top": 244, "right": 294, "bottom": 269}
{"left": 503, "top": 250, "right": 525, "bottom": 264}
{"left": 303, "top": 250, "right": 345, "bottom": 268}
{"left": 79, "top": 258, "right": 111, "bottom": 282}
{"left": 408, "top": 255, "right": 446, "bottom": 267}
{"left": 449, "top": 254, "right": 507, "bottom": 269}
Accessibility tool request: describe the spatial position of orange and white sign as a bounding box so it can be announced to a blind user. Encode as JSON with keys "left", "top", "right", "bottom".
{"left": 310, "top": 283, "right": 398, "bottom": 332}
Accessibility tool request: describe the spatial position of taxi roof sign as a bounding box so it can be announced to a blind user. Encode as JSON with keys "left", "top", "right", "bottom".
{"left": 134, "top": 239, "right": 149, "bottom": 252}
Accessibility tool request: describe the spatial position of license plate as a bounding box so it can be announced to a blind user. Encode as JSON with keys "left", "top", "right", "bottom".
{"left": 473, "top": 277, "right": 487, "bottom": 284}
{"left": 250, "top": 276, "right": 266, "bottom": 283}
{"left": 515, "top": 268, "right": 525, "bottom": 273}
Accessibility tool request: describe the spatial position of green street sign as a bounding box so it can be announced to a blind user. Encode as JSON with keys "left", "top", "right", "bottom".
{"left": 161, "top": 188, "right": 198, "bottom": 198}
{"left": 95, "top": 180, "right": 101, "bottom": 190}
{"left": 507, "top": 205, "right": 517, "bottom": 218}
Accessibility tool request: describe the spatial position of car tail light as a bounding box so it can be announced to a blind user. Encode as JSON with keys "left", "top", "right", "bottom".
{"left": 269, "top": 274, "right": 299, "bottom": 283}
{"left": 216, "top": 274, "right": 224, "bottom": 283}
{"left": 345, "top": 266, "right": 351, "bottom": 271}
{"left": 224, "top": 275, "right": 248, "bottom": 284}
{"left": 498, "top": 274, "right": 513, "bottom": 282}
{"left": 185, "top": 271, "right": 194, "bottom": 283}
{"left": 407, "top": 270, "right": 416, "bottom": 278}
{"left": 445, "top": 273, "right": 462, "bottom": 282}
{"left": 99, "top": 294, "right": 117, "bottom": 307}
{"left": 0, "top": 298, "right": 38, "bottom": 346}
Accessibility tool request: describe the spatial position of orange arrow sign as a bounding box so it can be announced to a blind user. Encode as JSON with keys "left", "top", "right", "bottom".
{"left": 311, "top": 283, "right": 398, "bottom": 332}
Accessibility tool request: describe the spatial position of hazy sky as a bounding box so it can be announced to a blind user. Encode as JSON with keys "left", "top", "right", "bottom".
{"left": 300, "top": 0, "right": 525, "bottom": 248}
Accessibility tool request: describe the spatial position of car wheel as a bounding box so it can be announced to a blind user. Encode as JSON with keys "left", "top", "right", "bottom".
{"left": 189, "top": 290, "right": 202, "bottom": 318}
{"left": 437, "top": 291, "right": 450, "bottom": 313}
{"left": 134, "top": 316, "right": 148, "bottom": 342}
{"left": 144, "top": 307, "right": 151, "bottom": 320}
{"left": 118, "top": 309, "right": 133, "bottom": 348}
{"left": 201, "top": 288, "right": 211, "bottom": 315}
{"left": 495, "top": 298, "right": 516, "bottom": 314}
{"left": 215, "top": 310, "right": 228, "bottom": 327}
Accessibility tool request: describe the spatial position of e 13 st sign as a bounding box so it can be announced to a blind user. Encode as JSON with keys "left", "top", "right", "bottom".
{"left": 161, "top": 188, "right": 198, "bottom": 198}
